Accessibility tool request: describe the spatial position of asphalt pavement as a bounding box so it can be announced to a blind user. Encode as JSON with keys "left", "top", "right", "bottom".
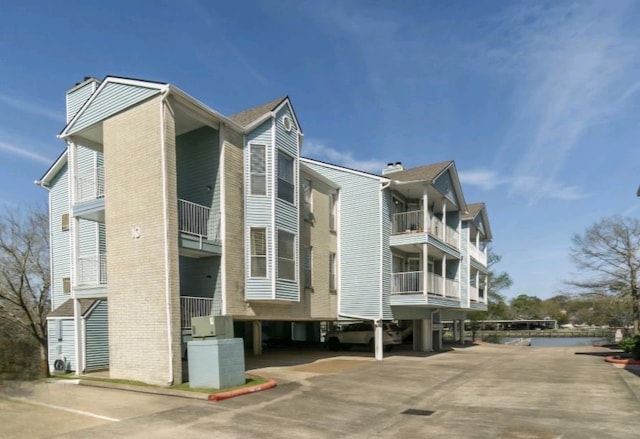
{"left": 1, "top": 343, "right": 638, "bottom": 438}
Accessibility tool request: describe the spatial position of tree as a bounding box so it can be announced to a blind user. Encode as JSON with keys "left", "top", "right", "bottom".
{"left": 509, "top": 294, "right": 543, "bottom": 319}
{"left": 569, "top": 216, "right": 640, "bottom": 335}
{"left": 0, "top": 207, "right": 50, "bottom": 377}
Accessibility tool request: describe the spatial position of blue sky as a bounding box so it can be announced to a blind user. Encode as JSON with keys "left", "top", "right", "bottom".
{"left": 1, "top": 0, "right": 639, "bottom": 300}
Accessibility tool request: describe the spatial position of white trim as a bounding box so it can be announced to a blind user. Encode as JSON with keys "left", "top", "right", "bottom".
{"left": 159, "top": 93, "right": 174, "bottom": 385}
{"left": 38, "top": 149, "right": 68, "bottom": 186}
{"left": 220, "top": 124, "right": 227, "bottom": 315}
{"left": 81, "top": 316, "right": 86, "bottom": 372}
{"left": 282, "top": 115, "right": 292, "bottom": 132}
{"left": 271, "top": 116, "right": 276, "bottom": 298}
{"left": 378, "top": 187, "right": 384, "bottom": 323}
{"left": 299, "top": 162, "right": 341, "bottom": 189}
{"left": 300, "top": 157, "right": 389, "bottom": 182}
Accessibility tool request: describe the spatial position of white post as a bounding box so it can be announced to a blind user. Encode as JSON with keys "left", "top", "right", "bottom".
{"left": 374, "top": 319, "right": 383, "bottom": 361}
{"left": 441, "top": 203, "right": 447, "bottom": 241}
{"left": 422, "top": 243, "right": 428, "bottom": 294}
{"left": 73, "top": 299, "right": 83, "bottom": 375}
{"left": 442, "top": 255, "right": 447, "bottom": 296}
{"left": 422, "top": 185, "right": 429, "bottom": 232}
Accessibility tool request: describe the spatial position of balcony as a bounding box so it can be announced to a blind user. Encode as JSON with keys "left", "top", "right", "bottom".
{"left": 77, "top": 253, "right": 107, "bottom": 286}
{"left": 180, "top": 296, "right": 213, "bottom": 329}
{"left": 178, "top": 199, "right": 221, "bottom": 256}
{"left": 391, "top": 210, "right": 459, "bottom": 249}
{"left": 429, "top": 216, "right": 459, "bottom": 248}
{"left": 73, "top": 166, "right": 105, "bottom": 222}
{"left": 469, "top": 242, "right": 487, "bottom": 265}
{"left": 391, "top": 271, "right": 460, "bottom": 299}
{"left": 76, "top": 166, "right": 104, "bottom": 202}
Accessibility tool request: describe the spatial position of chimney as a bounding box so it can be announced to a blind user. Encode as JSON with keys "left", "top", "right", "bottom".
{"left": 66, "top": 77, "right": 101, "bottom": 123}
{"left": 382, "top": 161, "right": 404, "bottom": 175}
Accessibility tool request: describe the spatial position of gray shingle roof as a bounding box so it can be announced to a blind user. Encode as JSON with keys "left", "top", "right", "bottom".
{"left": 387, "top": 160, "right": 452, "bottom": 182}
{"left": 228, "top": 96, "right": 287, "bottom": 127}
{"left": 48, "top": 299, "right": 98, "bottom": 318}
{"left": 462, "top": 203, "right": 485, "bottom": 220}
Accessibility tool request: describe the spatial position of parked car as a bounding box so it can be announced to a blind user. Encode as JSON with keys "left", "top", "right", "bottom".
{"left": 325, "top": 322, "right": 402, "bottom": 352}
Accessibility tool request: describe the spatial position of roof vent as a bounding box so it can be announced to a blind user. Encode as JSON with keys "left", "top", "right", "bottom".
{"left": 382, "top": 161, "right": 405, "bottom": 175}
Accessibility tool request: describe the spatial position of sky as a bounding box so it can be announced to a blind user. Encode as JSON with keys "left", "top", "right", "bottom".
{"left": 1, "top": 0, "right": 639, "bottom": 300}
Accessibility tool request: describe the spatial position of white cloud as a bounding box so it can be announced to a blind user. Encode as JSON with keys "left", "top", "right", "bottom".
{"left": 303, "top": 139, "right": 386, "bottom": 173}
{"left": 0, "top": 141, "right": 53, "bottom": 165}
{"left": 461, "top": 167, "right": 587, "bottom": 201}
{"left": 0, "top": 93, "right": 63, "bottom": 122}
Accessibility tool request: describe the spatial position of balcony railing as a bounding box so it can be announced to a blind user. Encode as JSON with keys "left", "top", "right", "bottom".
{"left": 76, "top": 166, "right": 104, "bottom": 203}
{"left": 392, "top": 271, "right": 424, "bottom": 294}
{"left": 180, "top": 296, "right": 213, "bottom": 329}
{"left": 178, "top": 199, "right": 221, "bottom": 243}
{"left": 392, "top": 210, "right": 424, "bottom": 234}
{"left": 77, "top": 253, "right": 107, "bottom": 286}
{"left": 429, "top": 216, "right": 459, "bottom": 248}
{"left": 469, "top": 243, "right": 487, "bottom": 265}
{"left": 470, "top": 285, "right": 479, "bottom": 302}
{"left": 391, "top": 271, "right": 459, "bottom": 299}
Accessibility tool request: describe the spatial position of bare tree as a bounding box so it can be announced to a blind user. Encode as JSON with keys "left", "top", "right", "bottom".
{"left": 0, "top": 207, "right": 50, "bottom": 376}
{"left": 569, "top": 216, "right": 640, "bottom": 335}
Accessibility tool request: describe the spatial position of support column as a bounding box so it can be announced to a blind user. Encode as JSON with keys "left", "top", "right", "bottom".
{"left": 413, "top": 319, "right": 432, "bottom": 352}
{"left": 442, "top": 255, "right": 447, "bottom": 296}
{"left": 458, "top": 319, "right": 465, "bottom": 343}
{"left": 252, "top": 320, "right": 262, "bottom": 356}
{"left": 374, "top": 320, "right": 383, "bottom": 361}
{"left": 442, "top": 203, "right": 447, "bottom": 241}
{"left": 452, "top": 320, "right": 458, "bottom": 343}
{"left": 73, "top": 298, "right": 83, "bottom": 375}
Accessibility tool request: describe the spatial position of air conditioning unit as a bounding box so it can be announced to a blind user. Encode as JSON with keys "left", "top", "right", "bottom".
{"left": 191, "top": 315, "right": 234, "bottom": 339}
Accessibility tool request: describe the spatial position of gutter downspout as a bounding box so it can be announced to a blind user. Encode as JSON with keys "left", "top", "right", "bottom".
{"left": 160, "top": 87, "right": 174, "bottom": 385}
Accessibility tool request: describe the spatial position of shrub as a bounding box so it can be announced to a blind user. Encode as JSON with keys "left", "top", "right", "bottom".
{"left": 618, "top": 336, "right": 640, "bottom": 360}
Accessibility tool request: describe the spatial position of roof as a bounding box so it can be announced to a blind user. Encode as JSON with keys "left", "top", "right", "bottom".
{"left": 462, "top": 203, "right": 485, "bottom": 220}
{"left": 228, "top": 96, "right": 287, "bottom": 127}
{"left": 387, "top": 161, "right": 452, "bottom": 182}
{"left": 47, "top": 299, "right": 99, "bottom": 318}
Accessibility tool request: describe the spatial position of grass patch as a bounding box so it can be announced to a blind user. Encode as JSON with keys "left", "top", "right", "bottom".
{"left": 50, "top": 373, "right": 268, "bottom": 394}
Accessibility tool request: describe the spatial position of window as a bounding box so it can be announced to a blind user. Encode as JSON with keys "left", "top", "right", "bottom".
{"left": 62, "top": 277, "right": 71, "bottom": 294}
{"left": 277, "top": 151, "right": 294, "bottom": 203}
{"left": 250, "top": 145, "right": 266, "bottom": 196}
{"left": 303, "top": 179, "right": 312, "bottom": 220}
{"left": 303, "top": 246, "right": 312, "bottom": 289}
{"left": 277, "top": 230, "right": 295, "bottom": 280}
{"left": 61, "top": 213, "right": 70, "bottom": 231}
{"left": 250, "top": 228, "right": 267, "bottom": 277}
{"left": 329, "top": 252, "right": 337, "bottom": 291}
{"left": 329, "top": 193, "right": 337, "bottom": 231}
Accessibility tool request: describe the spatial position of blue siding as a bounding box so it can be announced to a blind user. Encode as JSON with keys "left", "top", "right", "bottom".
{"left": 85, "top": 300, "right": 109, "bottom": 371}
{"left": 245, "top": 120, "right": 275, "bottom": 300}
{"left": 66, "top": 80, "right": 98, "bottom": 123}
{"left": 304, "top": 162, "right": 383, "bottom": 318}
{"left": 275, "top": 104, "right": 298, "bottom": 157}
{"left": 49, "top": 163, "right": 71, "bottom": 309}
{"left": 67, "top": 82, "right": 160, "bottom": 134}
{"left": 47, "top": 318, "right": 76, "bottom": 372}
{"left": 381, "top": 190, "right": 393, "bottom": 320}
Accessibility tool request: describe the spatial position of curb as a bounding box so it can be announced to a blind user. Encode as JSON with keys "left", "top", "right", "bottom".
{"left": 78, "top": 379, "right": 209, "bottom": 400}
{"left": 604, "top": 356, "right": 640, "bottom": 365}
{"left": 208, "top": 378, "right": 277, "bottom": 402}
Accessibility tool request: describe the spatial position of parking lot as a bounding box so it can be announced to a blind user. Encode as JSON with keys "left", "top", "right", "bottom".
{"left": 2, "top": 343, "right": 639, "bottom": 438}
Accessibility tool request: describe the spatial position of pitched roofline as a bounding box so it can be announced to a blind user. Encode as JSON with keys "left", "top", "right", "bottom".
{"left": 300, "top": 162, "right": 341, "bottom": 189}
{"left": 301, "top": 157, "right": 390, "bottom": 182}
{"left": 273, "top": 97, "right": 303, "bottom": 134}
{"left": 36, "top": 148, "right": 68, "bottom": 187}
{"left": 443, "top": 161, "right": 468, "bottom": 214}
{"left": 59, "top": 76, "right": 168, "bottom": 137}
{"left": 241, "top": 96, "right": 289, "bottom": 132}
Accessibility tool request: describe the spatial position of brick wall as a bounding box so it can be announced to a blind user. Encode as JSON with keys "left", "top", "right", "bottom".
{"left": 103, "top": 97, "right": 182, "bottom": 385}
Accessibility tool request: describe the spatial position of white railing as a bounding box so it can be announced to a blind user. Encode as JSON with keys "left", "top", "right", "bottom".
{"left": 469, "top": 243, "right": 487, "bottom": 265}
{"left": 428, "top": 216, "right": 459, "bottom": 248}
{"left": 426, "top": 272, "right": 442, "bottom": 295}
{"left": 77, "top": 253, "right": 107, "bottom": 286}
{"left": 392, "top": 210, "right": 424, "bottom": 234}
{"left": 445, "top": 278, "right": 460, "bottom": 298}
{"left": 76, "top": 166, "right": 104, "bottom": 203}
{"left": 178, "top": 199, "right": 221, "bottom": 243}
{"left": 469, "top": 285, "right": 479, "bottom": 302}
{"left": 391, "top": 271, "right": 423, "bottom": 294}
{"left": 180, "top": 296, "right": 213, "bottom": 329}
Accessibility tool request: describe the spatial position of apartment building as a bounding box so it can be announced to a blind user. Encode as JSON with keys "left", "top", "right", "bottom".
{"left": 39, "top": 76, "right": 490, "bottom": 385}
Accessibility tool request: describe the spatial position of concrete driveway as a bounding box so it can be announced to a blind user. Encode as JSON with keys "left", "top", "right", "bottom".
{"left": 2, "top": 343, "right": 639, "bottom": 438}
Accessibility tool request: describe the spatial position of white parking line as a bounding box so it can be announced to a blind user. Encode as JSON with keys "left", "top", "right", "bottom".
{"left": 3, "top": 395, "right": 120, "bottom": 422}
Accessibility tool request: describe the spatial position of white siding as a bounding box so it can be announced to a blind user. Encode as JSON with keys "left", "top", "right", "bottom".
{"left": 85, "top": 300, "right": 109, "bottom": 371}
{"left": 49, "top": 163, "right": 71, "bottom": 309}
